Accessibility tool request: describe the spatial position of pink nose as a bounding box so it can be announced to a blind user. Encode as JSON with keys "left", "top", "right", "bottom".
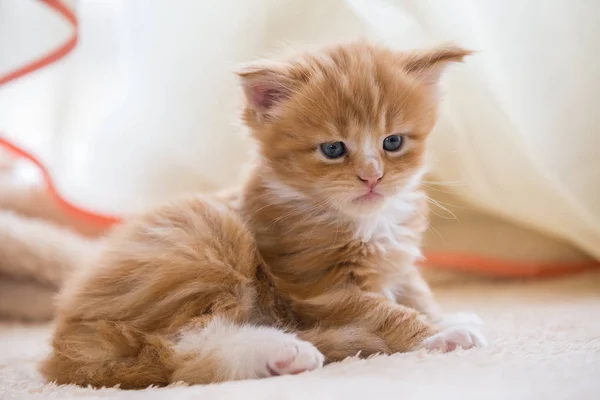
{"left": 358, "top": 173, "right": 383, "bottom": 188}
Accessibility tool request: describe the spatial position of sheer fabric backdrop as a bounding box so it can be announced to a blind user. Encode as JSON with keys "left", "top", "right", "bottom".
{"left": 1, "top": 0, "right": 598, "bottom": 261}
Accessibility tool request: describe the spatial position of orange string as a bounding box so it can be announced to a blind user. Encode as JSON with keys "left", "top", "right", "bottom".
{"left": 422, "top": 251, "right": 598, "bottom": 279}
{"left": 0, "top": 137, "right": 120, "bottom": 227}
{"left": 0, "top": 0, "right": 118, "bottom": 228}
{"left": 0, "top": 0, "right": 597, "bottom": 278}
{"left": 0, "top": 0, "right": 78, "bottom": 86}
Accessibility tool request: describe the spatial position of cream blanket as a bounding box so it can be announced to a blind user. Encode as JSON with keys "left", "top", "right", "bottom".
{"left": 2, "top": 272, "right": 599, "bottom": 400}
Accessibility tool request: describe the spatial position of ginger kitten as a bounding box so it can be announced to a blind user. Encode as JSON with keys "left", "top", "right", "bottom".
{"left": 240, "top": 40, "right": 484, "bottom": 352}
{"left": 41, "top": 41, "right": 485, "bottom": 389}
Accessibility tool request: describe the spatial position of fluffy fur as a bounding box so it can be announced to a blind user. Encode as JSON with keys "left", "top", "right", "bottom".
{"left": 41, "top": 41, "right": 486, "bottom": 389}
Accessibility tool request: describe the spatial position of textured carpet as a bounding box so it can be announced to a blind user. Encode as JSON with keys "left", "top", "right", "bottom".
{"left": 1, "top": 271, "right": 599, "bottom": 400}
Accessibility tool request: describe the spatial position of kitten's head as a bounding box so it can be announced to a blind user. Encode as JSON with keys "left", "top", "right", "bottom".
{"left": 238, "top": 41, "right": 470, "bottom": 216}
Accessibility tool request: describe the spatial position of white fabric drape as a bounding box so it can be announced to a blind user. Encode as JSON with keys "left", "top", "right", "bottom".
{"left": 1, "top": 0, "right": 599, "bottom": 259}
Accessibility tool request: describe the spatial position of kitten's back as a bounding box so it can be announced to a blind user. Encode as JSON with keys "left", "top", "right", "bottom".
{"left": 42, "top": 195, "right": 262, "bottom": 388}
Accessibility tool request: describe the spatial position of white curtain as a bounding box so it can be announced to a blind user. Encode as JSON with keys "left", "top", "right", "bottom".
{"left": 1, "top": 0, "right": 599, "bottom": 260}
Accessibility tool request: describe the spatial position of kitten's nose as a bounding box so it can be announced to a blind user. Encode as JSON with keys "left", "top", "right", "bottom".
{"left": 358, "top": 173, "right": 383, "bottom": 189}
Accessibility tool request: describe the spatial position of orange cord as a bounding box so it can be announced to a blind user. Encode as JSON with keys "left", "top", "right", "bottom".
{"left": 0, "top": 0, "right": 118, "bottom": 228}
{"left": 423, "top": 251, "right": 598, "bottom": 279}
{"left": 0, "top": 0, "right": 597, "bottom": 278}
{"left": 0, "top": 0, "right": 77, "bottom": 87}
{"left": 0, "top": 137, "right": 120, "bottom": 228}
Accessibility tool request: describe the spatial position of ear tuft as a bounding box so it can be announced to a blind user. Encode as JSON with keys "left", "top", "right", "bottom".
{"left": 402, "top": 44, "right": 473, "bottom": 86}
{"left": 237, "top": 61, "right": 292, "bottom": 121}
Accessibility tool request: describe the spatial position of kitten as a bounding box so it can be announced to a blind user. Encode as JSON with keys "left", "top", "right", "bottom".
{"left": 239, "top": 40, "right": 484, "bottom": 354}
{"left": 41, "top": 41, "right": 485, "bottom": 389}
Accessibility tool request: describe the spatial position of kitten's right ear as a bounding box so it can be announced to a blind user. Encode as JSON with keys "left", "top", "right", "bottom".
{"left": 237, "top": 61, "right": 292, "bottom": 122}
{"left": 401, "top": 44, "right": 472, "bottom": 89}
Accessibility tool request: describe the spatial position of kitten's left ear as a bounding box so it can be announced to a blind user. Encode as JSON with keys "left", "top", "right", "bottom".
{"left": 402, "top": 44, "right": 473, "bottom": 87}
{"left": 237, "top": 61, "right": 293, "bottom": 122}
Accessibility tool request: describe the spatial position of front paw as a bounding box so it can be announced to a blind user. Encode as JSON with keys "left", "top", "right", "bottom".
{"left": 418, "top": 325, "right": 487, "bottom": 352}
{"left": 265, "top": 338, "right": 324, "bottom": 376}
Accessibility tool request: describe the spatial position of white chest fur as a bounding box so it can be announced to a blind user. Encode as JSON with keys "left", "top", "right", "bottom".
{"left": 353, "top": 191, "right": 424, "bottom": 259}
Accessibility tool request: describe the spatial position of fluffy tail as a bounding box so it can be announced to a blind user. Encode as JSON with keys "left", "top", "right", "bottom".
{"left": 40, "top": 320, "right": 178, "bottom": 389}
{"left": 41, "top": 318, "right": 392, "bottom": 389}
{"left": 0, "top": 211, "right": 101, "bottom": 320}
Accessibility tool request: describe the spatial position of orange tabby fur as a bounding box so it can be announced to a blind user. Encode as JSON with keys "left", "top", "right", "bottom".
{"left": 41, "top": 41, "right": 485, "bottom": 389}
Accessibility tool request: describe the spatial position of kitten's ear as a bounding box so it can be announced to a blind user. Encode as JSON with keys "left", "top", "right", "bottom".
{"left": 237, "top": 61, "right": 292, "bottom": 121}
{"left": 402, "top": 44, "right": 472, "bottom": 87}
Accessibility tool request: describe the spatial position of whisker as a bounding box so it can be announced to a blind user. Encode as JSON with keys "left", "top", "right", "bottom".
{"left": 421, "top": 183, "right": 459, "bottom": 195}
{"left": 414, "top": 206, "right": 444, "bottom": 241}
{"left": 422, "top": 179, "right": 466, "bottom": 187}
{"left": 426, "top": 197, "right": 459, "bottom": 221}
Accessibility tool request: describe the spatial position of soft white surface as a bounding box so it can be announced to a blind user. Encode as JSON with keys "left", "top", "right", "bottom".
{"left": 0, "top": 0, "right": 599, "bottom": 260}
{"left": 2, "top": 272, "right": 599, "bottom": 400}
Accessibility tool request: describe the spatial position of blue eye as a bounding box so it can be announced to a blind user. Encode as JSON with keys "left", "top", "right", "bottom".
{"left": 383, "top": 135, "right": 403, "bottom": 152}
{"left": 320, "top": 141, "right": 346, "bottom": 159}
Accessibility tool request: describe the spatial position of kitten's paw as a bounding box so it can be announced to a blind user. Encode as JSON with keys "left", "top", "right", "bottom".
{"left": 265, "top": 338, "right": 325, "bottom": 376}
{"left": 437, "top": 312, "right": 484, "bottom": 329}
{"left": 419, "top": 326, "right": 487, "bottom": 352}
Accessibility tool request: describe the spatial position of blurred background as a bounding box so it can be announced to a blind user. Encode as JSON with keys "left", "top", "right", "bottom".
{"left": 1, "top": 3, "right": 600, "bottom": 398}
{"left": 1, "top": 0, "right": 599, "bottom": 280}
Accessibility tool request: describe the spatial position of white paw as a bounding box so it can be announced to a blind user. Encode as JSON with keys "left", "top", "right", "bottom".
{"left": 419, "top": 326, "right": 487, "bottom": 352}
{"left": 175, "top": 319, "right": 325, "bottom": 381}
{"left": 264, "top": 338, "right": 325, "bottom": 377}
{"left": 437, "top": 312, "right": 484, "bottom": 329}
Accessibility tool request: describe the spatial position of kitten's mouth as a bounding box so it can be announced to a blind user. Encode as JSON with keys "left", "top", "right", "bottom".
{"left": 352, "top": 191, "right": 384, "bottom": 204}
